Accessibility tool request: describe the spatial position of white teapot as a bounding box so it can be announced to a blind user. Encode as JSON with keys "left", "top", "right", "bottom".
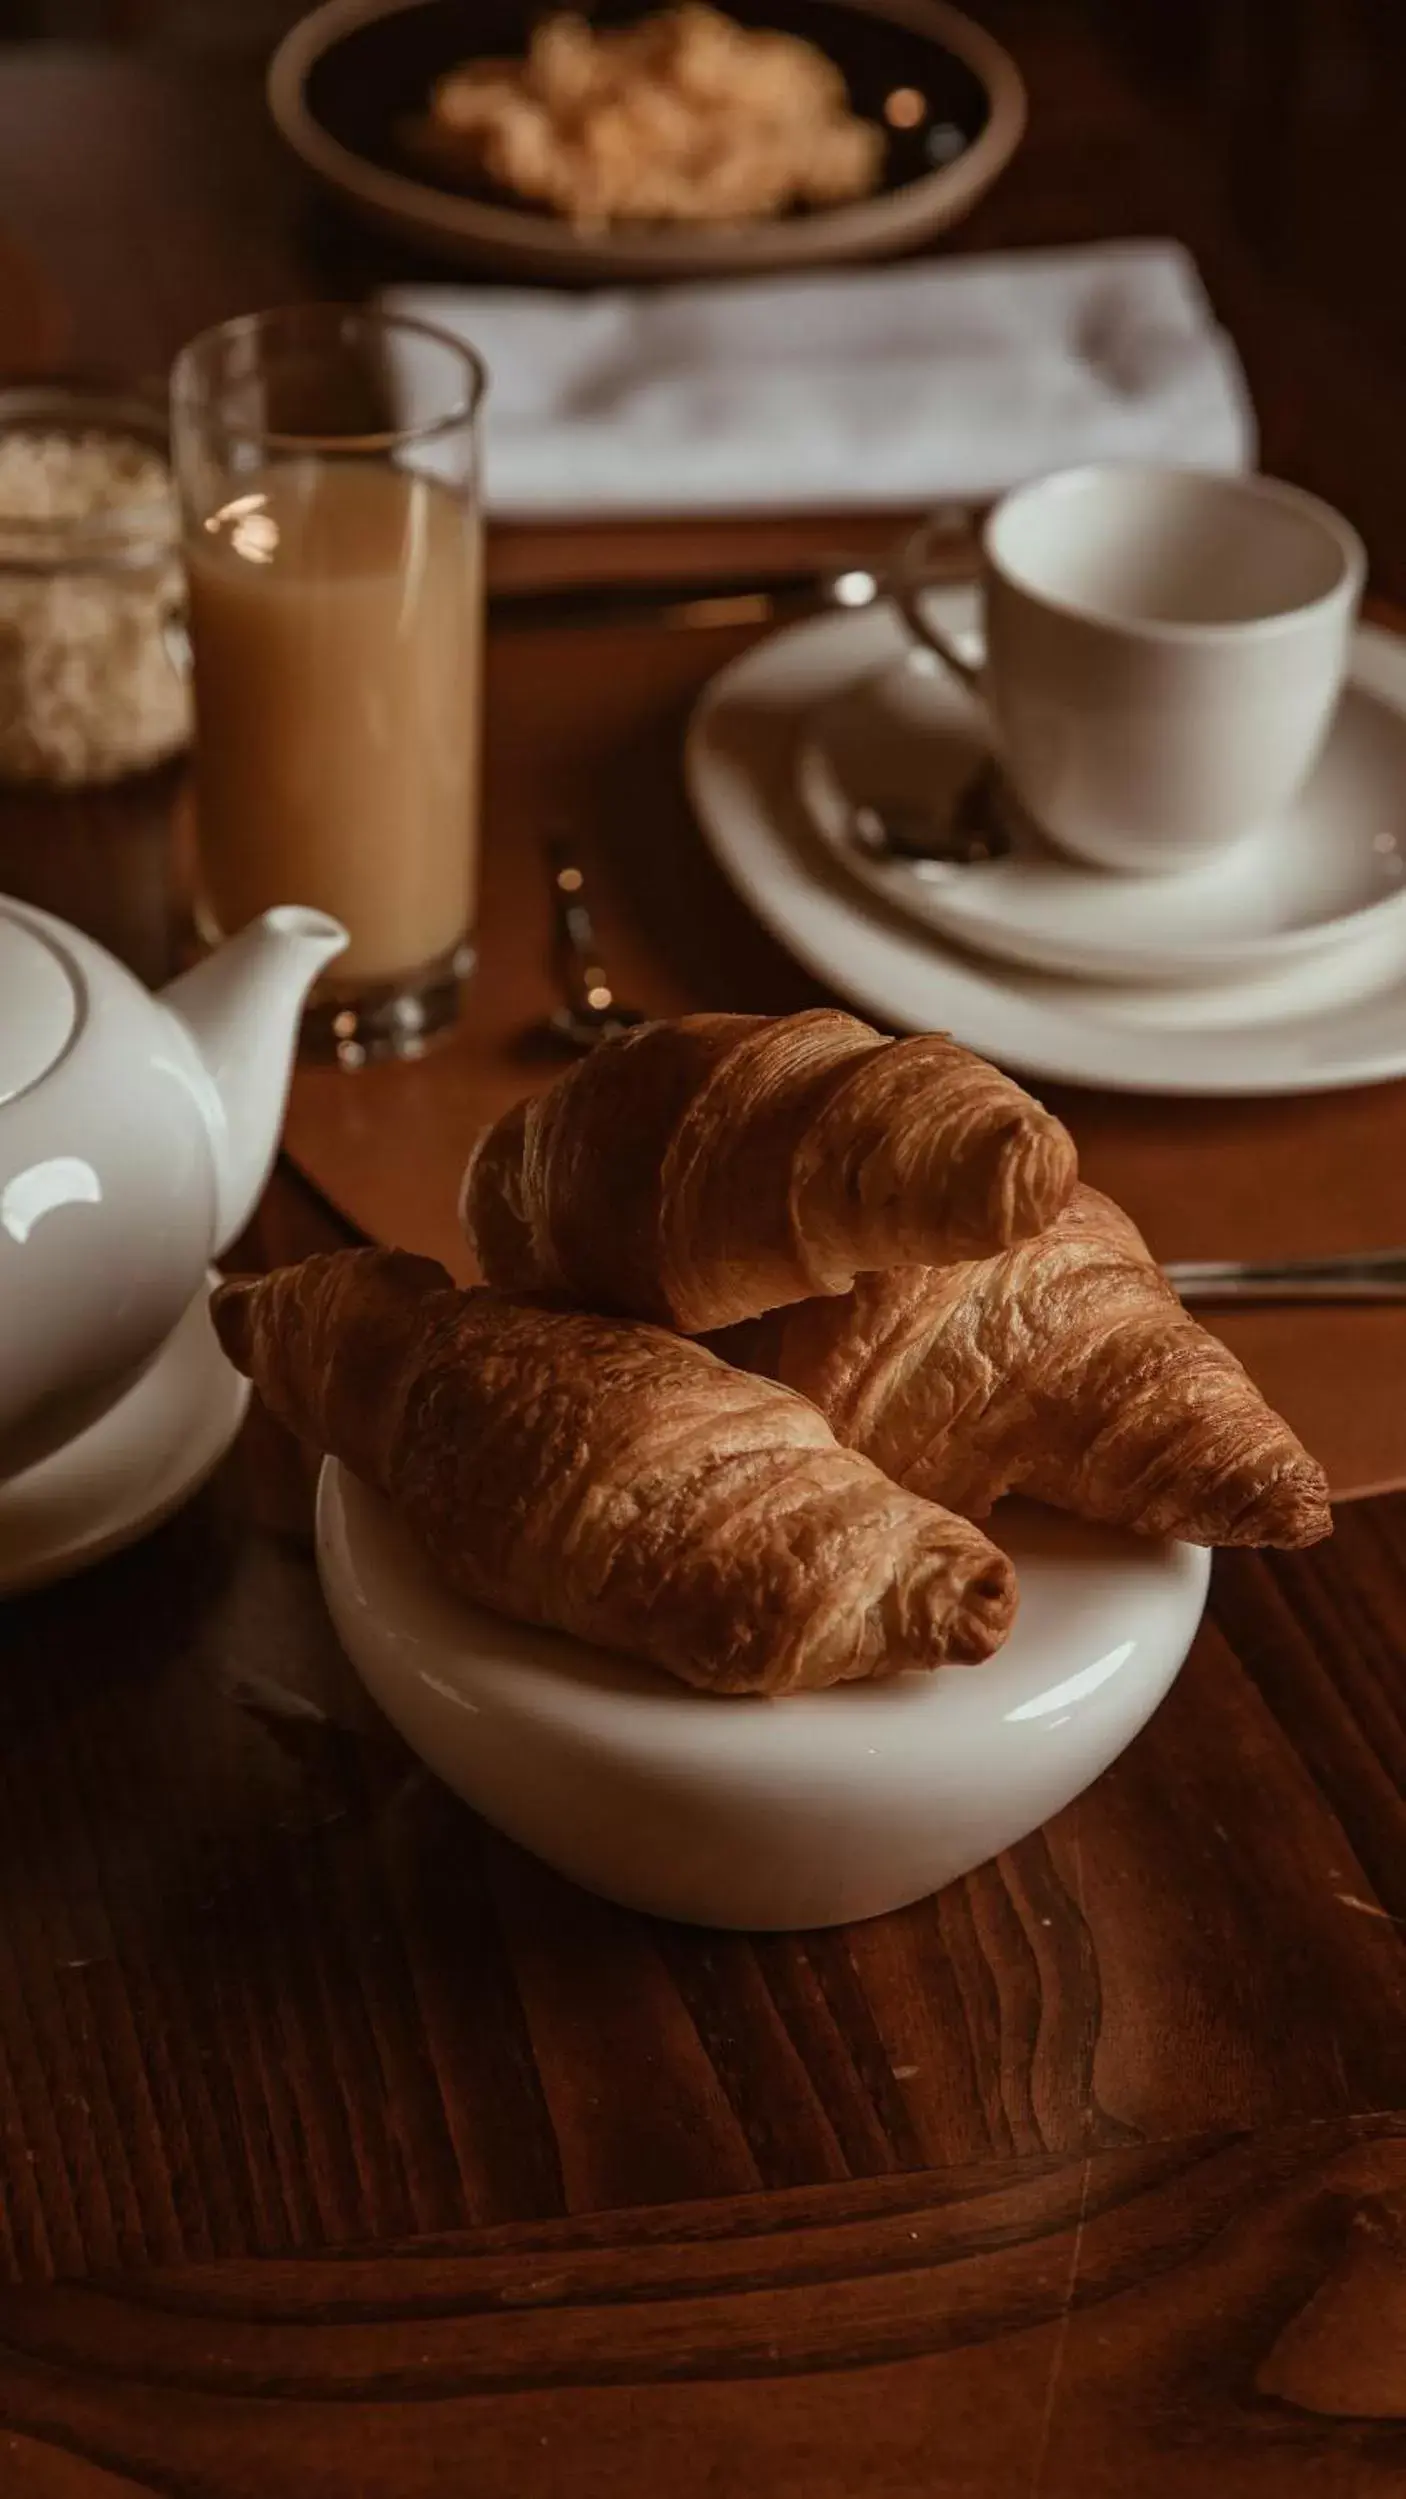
{"left": 0, "top": 896, "right": 345, "bottom": 1481}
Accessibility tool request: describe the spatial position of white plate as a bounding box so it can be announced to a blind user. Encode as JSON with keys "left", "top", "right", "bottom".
{"left": 0, "top": 1278, "right": 248, "bottom": 1597}
{"left": 796, "top": 597, "right": 1406, "bottom": 983}
{"left": 686, "top": 603, "right": 1406, "bottom": 1096}
{"left": 317, "top": 1460, "right": 1208, "bottom": 1930}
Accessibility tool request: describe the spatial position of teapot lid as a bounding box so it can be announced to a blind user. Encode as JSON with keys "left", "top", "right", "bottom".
{"left": 0, "top": 910, "right": 80, "bottom": 1107}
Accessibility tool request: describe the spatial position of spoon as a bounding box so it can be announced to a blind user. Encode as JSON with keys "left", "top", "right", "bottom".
{"left": 849, "top": 759, "right": 1012, "bottom": 870}
{"left": 542, "top": 836, "right": 647, "bottom": 1052}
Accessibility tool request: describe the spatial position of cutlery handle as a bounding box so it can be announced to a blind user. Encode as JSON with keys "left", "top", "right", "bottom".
{"left": 489, "top": 513, "right": 982, "bottom": 635}
{"left": 492, "top": 569, "right": 844, "bottom": 633}
{"left": 1167, "top": 1252, "right": 1406, "bottom": 1304}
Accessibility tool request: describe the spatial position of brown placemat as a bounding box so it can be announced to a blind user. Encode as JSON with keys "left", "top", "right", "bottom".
{"left": 286, "top": 608, "right": 1406, "bottom": 1507}
{"left": 0, "top": 222, "right": 66, "bottom": 372}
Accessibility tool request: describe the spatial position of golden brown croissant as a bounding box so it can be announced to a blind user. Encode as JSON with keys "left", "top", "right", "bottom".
{"left": 460, "top": 1009, "right": 1077, "bottom": 1334}
{"left": 212, "top": 1248, "right": 1016, "bottom": 1695}
{"left": 719, "top": 1185, "right": 1331, "bottom": 1549}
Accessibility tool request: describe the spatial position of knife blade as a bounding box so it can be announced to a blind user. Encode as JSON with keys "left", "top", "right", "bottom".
{"left": 486, "top": 564, "right": 881, "bottom": 633}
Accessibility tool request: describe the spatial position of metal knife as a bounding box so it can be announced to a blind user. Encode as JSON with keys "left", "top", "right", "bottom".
{"left": 486, "top": 516, "right": 982, "bottom": 634}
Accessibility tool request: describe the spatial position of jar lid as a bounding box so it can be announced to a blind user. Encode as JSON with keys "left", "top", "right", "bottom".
{"left": 0, "top": 910, "right": 80, "bottom": 1107}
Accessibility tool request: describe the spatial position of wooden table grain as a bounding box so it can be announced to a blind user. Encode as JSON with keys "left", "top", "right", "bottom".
{"left": 1, "top": 15, "right": 1405, "bottom": 2491}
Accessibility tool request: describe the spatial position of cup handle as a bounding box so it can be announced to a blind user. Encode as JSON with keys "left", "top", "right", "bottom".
{"left": 891, "top": 511, "right": 985, "bottom": 692}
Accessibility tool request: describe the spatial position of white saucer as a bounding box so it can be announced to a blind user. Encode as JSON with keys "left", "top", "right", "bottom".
{"left": 686, "top": 602, "right": 1406, "bottom": 1096}
{"left": 0, "top": 1277, "right": 249, "bottom": 1598}
{"left": 796, "top": 598, "right": 1406, "bottom": 983}
{"left": 316, "top": 1460, "right": 1208, "bottom": 1930}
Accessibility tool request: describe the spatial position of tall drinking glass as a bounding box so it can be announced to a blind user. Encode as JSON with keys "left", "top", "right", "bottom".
{"left": 171, "top": 306, "right": 485, "bottom": 1064}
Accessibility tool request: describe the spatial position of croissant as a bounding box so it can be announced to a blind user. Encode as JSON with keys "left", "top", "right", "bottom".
{"left": 719, "top": 1186, "right": 1331, "bottom": 1549}
{"left": 212, "top": 1249, "right": 1016, "bottom": 1696}
{"left": 461, "top": 1010, "right": 1076, "bottom": 1334}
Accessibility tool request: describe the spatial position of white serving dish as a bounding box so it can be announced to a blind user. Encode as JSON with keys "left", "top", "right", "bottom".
{"left": 316, "top": 1460, "right": 1210, "bottom": 1930}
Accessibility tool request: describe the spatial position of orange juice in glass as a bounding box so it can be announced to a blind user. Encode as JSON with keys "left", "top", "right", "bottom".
{"left": 172, "top": 306, "right": 485, "bottom": 1064}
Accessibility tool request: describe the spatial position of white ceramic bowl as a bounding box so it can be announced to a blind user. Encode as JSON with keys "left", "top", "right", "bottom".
{"left": 316, "top": 1463, "right": 1209, "bottom": 1929}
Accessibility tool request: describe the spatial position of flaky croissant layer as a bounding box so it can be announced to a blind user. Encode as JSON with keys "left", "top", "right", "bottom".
{"left": 719, "top": 1187, "right": 1331, "bottom": 1551}
{"left": 213, "top": 1249, "right": 1017, "bottom": 1695}
{"left": 462, "top": 1009, "right": 1077, "bottom": 1333}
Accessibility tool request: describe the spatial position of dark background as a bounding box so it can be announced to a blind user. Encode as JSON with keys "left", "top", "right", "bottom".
{"left": 7, "top": 0, "right": 1405, "bottom": 365}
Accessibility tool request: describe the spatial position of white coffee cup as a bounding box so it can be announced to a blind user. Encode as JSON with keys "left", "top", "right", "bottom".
{"left": 895, "top": 465, "right": 1366, "bottom": 875}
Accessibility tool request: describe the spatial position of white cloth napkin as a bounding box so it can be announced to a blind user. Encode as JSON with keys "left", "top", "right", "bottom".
{"left": 385, "top": 241, "right": 1254, "bottom": 520}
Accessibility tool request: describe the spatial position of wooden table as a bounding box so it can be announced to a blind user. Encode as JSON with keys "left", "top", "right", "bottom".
{"left": 2, "top": 20, "right": 1406, "bottom": 2492}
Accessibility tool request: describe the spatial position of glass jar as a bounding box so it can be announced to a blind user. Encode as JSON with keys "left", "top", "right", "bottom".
{"left": 0, "top": 380, "right": 192, "bottom": 790}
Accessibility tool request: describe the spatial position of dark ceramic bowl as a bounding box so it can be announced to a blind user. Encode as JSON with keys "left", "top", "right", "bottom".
{"left": 269, "top": 0, "right": 1026, "bottom": 280}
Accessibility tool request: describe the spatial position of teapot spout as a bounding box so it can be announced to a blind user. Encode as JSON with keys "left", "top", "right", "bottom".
{"left": 161, "top": 908, "right": 347, "bottom": 1253}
